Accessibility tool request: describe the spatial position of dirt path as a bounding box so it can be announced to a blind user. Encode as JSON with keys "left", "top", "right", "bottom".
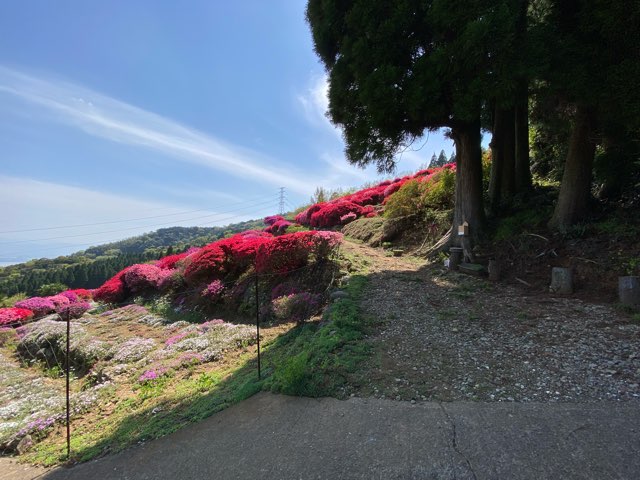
{"left": 342, "top": 241, "right": 640, "bottom": 403}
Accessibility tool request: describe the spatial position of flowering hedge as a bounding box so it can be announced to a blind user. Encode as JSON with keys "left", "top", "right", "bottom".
{"left": 295, "top": 164, "right": 456, "bottom": 228}
{"left": 202, "top": 280, "right": 225, "bottom": 300}
{"left": 255, "top": 231, "right": 342, "bottom": 273}
{"left": 123, "top": 264, "right": 164, "bottom": 293}
{"left": 0, "top": 307, "right": 34, "bottom": 327}
{"left": 92, "top": 229, "right": 342, "bottom": 306}
{"left": 264, "top": 217, "right": 293, "bottom": 235}
{"left": 47, "top": 294, "right": 71, "bottom": 307}
{"left": 93, "top": 269, "right": 129, "bottom": 304}
{"left": 14, "top": 297, "right": 56, "bottom": 317}
{"left": 62, "top": 289, "right": 93, "bottom": 300}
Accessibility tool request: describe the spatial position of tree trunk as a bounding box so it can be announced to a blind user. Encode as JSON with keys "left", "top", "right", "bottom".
{"left": 488, "top": 107, "right": 503, "bottom": 210}
{"left": 489, "top": 107, "right": 516, "bottom": 211}
{"left": 514, "top": 81, "right": 531, "bottom": 192}
{"left": 451, "top": 119, "right": 485, "bottom": 247}
{"left": 548, "top": 105, "right": 596, "bottom": 230}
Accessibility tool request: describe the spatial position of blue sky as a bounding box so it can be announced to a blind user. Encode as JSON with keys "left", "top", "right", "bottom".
{"left": 0, "top": 0, "right": 457, "bottom": 263}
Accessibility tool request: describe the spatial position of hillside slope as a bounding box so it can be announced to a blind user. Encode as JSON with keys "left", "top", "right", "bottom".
{"left": 0, "top": 221, "right": 263, "bottom": 297}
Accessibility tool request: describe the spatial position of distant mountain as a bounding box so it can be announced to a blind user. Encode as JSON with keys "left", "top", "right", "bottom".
{"left": 0, "top": 220, "right": 264, "bottom": 297}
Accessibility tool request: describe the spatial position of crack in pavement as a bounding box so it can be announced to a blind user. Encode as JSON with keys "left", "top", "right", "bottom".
{"left": 438, "top": 402, "right": 478, "bottom": 480}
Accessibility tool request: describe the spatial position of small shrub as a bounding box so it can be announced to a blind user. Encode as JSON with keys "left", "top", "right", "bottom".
{"left": 271, "top": 292, "right": 323, "bottom": 323}
{"left": 47, "top": 294, "right": 71, "bottom": 308}
{"left": 56, "top": 301, "right": 91, "bottom": 319}
{"left": 201, "top": 280, "right": 225, "bottom": 301}
{"left": 123, "top": 264, "right": 164, "bottom": 293}
{"left": 383, "top": 179, "right": 424, "bottom": 219}
{"left": 93, "top": 269, "right": 129, "bottom": 304}
{"left": 421, "top": 168, "right": 455, "bottom": 209}
{"left": 14, "top": 297, "right": 56, "bottom": 317}
{"left": 0, "top": 307, "right": 34, "bottom": 327}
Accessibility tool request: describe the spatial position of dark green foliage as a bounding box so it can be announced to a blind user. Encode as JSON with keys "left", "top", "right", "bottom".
{"left": 384, "top": 170, "right": 455, "bottom": 220}
{"left": 430, "top": 150, "right": 450, "bottom": 168}
{"left": 306, "top": 0, "right": 514, "bottom": 171}
{"left": 37, "top": 283, "right": 68, "bottom": 296}
{"left": 493, "top": 206, "right": 551, "bottom": 241}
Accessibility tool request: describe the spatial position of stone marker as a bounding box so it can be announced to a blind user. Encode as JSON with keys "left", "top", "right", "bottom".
{"left": 549, "top": 267, "right": 573, "bottom": 294}
{"left": 449, "top": 247, "right": 463, "bottom": 271}
{"left": 330, "top": 290, "right": 349, "bottom": 301}
{"left": 488, "top": 260, "right": 500, "bottom": 281}
{"left": 618, "top": 276, "right": 640, "bottom": 306}
{"left": 458, "top": 263, "right": 486, "bottom": 277}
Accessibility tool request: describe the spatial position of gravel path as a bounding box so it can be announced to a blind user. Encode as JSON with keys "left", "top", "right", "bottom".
{"left": 344, "top": 241, "right": 640, "bottom": 403}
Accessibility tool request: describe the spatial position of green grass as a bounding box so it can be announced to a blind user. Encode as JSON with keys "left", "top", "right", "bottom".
{"left": 23, "top": 275, "right": 373, "bottom": 466}
{"left": 264, "top": 275, "right": 371, "bottom": 397}
{"left": 493, "top": 207, "right": 551, "bottom": 241}
{"left": 25, "top": 355, "right": 263, "bottom": 466}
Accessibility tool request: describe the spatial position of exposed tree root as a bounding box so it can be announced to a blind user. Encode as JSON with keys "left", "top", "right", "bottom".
{"left": 418, "top": 228, "right": 452, "bottom": 257}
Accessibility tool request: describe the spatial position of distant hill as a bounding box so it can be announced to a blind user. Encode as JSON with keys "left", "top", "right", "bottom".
{"left": 0, "top": 220, "right": 264, "bottom": 297}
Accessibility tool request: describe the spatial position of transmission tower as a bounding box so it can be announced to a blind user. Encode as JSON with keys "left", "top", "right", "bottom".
{"left": 278, "top": 187, "right": 285, "bottom": 215}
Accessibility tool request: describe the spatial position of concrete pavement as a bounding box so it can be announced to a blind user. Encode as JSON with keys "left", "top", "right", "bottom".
{"left": 38, "top": 393, "right": 640, "bottom": 480}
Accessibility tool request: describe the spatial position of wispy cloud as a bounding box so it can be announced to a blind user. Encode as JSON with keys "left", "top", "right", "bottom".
{"left": 297, "top": 74, "right": 343, "bottom": 140}
{"left": 0, "top": 175, "right": 274, "bottom": 260}
{"left": 0, "top": 66, "right": 312, "bottom": 194}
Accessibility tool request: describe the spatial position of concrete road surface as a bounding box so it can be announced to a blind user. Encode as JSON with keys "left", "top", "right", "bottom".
{"left": 17, "top": 393, "right": 640, "bottom": 479}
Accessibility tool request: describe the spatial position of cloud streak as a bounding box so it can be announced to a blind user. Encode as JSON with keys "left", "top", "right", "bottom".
{"left": 297, "top": 74, "right": 343, "bottom": 140}
{"left": 0, "top": 175, "right": 275, "bottom": 260}
{"left": 0, "top": 66, "right": 311, "bottom": 194}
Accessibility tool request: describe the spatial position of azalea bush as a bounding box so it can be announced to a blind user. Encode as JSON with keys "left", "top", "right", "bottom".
{"left": 156, "top": 252, "right": 190, "bottom": 270}
{"left": 14, "top": 297, "right": 56, "bottom": 317}
{"left": 56, "top": 301, "right": 91, "bottom": 319}
{"left": 271, "top": 292, "right": 322, "bottom": 323}
{"left": 309, "top": 201, "right": 375, "bottom": 228}
{"left": 264, "top": 217, "right": 293, "bottom": 235}
{"left": 123, "top": 264, "right": 164, "bottom": 293}
{"left": 255, "top": 231, "right": 342, "bottom": 273}
{"left": 270, "top": 283, "right": 298, "bottom": 300}
{"left": 295, "top": 165, "right": 456, "bottom": 228}
{"left": 70, "top": 288, "right": 93, "bottom": 300}
{"left": 93, "top": 230, "right": 341, "bottom": 308}
{"left": 47, "top": 294, "right": 71, "bottom": 308}
{"left": 202, "top": 280, "right": 225, "bottom": 301}
{"left": 0, "top": 307, "right": 34, "bottom": 327}
{"left": 157, "top": 268, "right": 182, "bottom": 291}
{"left": 93, "top": 269, "right": 129, "bottom": 304}
{"left": 59, "top": 290, "right": 79, "bottom": 303}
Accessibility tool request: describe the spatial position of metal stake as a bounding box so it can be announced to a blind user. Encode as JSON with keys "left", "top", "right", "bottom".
{"left": 65, "top": 309, "right": 71, "bottom": 459}
{"left": 255, "top": 273, "right": 261, "bottom": 380}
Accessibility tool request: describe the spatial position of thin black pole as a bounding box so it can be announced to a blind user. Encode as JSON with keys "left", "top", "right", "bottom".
{"left": 254, "top": 272, "right": 261, "bottom": 380}
{"left": 65, "top": 309, "right": 71, "bottom": 459}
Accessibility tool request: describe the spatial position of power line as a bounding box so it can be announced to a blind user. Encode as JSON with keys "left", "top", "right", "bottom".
{"left": 0, "top": 198, "right": 278, "bottom": 246}
{"left": 0, "top": 205, "right": 278, "bottom": 257}
{"left": 0, "top": 194, "right": 276, "bottom": 234}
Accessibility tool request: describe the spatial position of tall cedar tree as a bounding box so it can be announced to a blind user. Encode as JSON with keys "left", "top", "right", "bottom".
{"left": 543, "top": 0, "right": 640, "bottom": 229}
{"left": 306, "top": 0, "right": 522, "bottom": 245}
{"left": 486, "top": 0, "right": 533, "bottom": 212}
